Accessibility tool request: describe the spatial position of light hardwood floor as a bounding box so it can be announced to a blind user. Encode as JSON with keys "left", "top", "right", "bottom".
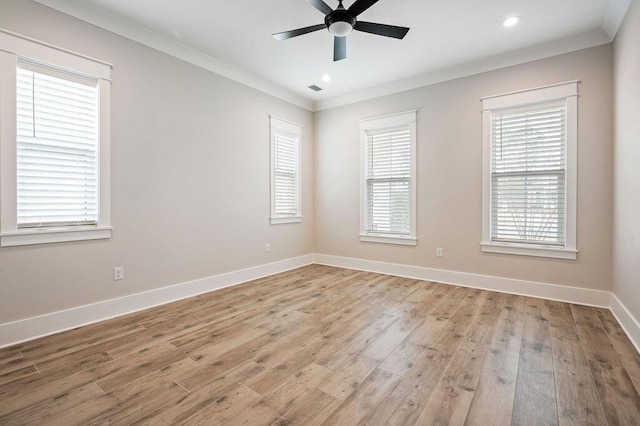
{"left": 1, "top": 265, "right": 639, "bottom": 425}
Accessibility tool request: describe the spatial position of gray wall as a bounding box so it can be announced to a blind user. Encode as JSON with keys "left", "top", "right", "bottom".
{"left": 314, "top": 45, "right": 613, "bottom": 291}
{"left": 0, "top": 0, "right": 314, "bottom": 323}
{"left": 613, "top": 0, "right": 640, "bottom": 320}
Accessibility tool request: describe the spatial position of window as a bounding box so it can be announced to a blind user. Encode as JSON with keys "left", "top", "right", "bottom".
{"left": 270, "top": 116, "right": 301, "bottom": 224}
{"left": 481, "top": 81, "right": 578, "bottom": 259}
{"left": 0, "top": 30, "right": 112, "bottom": 247}
{"left": 360, "top": 110, "right": 417, "bottom": 245}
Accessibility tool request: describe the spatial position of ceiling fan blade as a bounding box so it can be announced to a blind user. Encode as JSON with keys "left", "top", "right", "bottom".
{"left": 347, "top": 0, "right": 380, "bottom": 17}
{"left": 272, "top": 24, "right": 326, "bottom": 41}
{"left": 306, "top": 0, "right": 334, "bottom": 15}
{"left": 354, "top": 21, "right": 410, "bottom": 39}
{"left": 334, "top": 36, "right": 346, "bottom": 61}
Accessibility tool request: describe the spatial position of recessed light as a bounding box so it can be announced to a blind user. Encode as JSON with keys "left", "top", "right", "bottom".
{"left": 321, "top": 74, "right": 332, "bottom": 83}
{"left": 502, "top": 16, "right": 520, "bottom": 27}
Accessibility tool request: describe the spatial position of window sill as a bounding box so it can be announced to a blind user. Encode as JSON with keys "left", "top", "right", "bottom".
{"left": 481, "top": 242, "right": 577, "bottom": 260}
{"left": 360, "top": 234, "right": 417, "bottom": 246}
{"left": 270, "top": 216, "right": 302, "bottom": 225}
{"left": 1, "top": 226, "right": 112, "bottom": 247}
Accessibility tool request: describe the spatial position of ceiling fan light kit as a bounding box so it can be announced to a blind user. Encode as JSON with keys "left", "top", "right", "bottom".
{"left": 326, "top": 5, "right": 356, "bottom": 36}
{"left": 273, "top": 0, "right": 410, "bottom": 62}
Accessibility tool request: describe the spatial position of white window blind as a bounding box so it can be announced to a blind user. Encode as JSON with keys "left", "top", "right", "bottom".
{"left": 16, "top": 64, "right": 99, "bottom": 228}
{"left": 490, "top": 105, "right": 566, "bottom": 246}
{"left": 0, "top": 31, "right": 111, "bottom": 247}
{"left": 365, "top": 128, "right": 411, "bottom": 235}
{"left": 270, "top": 117, "right": 301, "bottom": 224}
{"left": 273, "top": 130, "right": 298, "bottom": 217}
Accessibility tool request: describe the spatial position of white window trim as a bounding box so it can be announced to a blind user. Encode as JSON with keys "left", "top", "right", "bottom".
{"left": 360, "top": 110, "right": 417, "bottom": 246}
{"left": 481, "top": 81, "right": 578, "bottom": 260}
{"left": 269, "top": 116, "right": 302, "bottom": 225}
{"left": 0, "top": 29, "right": 112, "bottom": 247}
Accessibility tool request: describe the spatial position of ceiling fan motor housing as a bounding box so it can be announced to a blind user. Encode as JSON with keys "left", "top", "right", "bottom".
{"left": 325, "top": 10, "right": 356, "bottom": 36}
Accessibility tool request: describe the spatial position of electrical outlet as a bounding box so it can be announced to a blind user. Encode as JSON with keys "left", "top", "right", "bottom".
{"left": 113, "top": 266, "right": 124, "bottom": 281}
{"left": 436, "top": 248, "right": 444, "bottom": 258}
{"left": 265, "top": 243, "right": 270, "bottom": 253}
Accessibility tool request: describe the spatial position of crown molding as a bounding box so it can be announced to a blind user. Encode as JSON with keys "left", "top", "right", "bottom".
{"left": 33, "top": 0, "right": 314, "bottom": 111}
{"left": 313, "top": 29, "right": 612, "bottom": 111}
{"left": 602, "top": 0, "right": 633, "bottom": 39}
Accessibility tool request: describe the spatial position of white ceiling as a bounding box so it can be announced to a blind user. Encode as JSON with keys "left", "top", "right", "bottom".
{"left": 34, "top": 0, "right": 630, "bottom": 110}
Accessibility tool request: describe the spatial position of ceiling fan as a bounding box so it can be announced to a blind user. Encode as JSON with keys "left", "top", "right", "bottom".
{"left": 272, "top": 0, "right": 410, "bottom": 62}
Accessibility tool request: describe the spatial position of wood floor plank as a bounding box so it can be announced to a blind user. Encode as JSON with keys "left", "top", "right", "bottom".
{"left": 401, "top": 280, "right": 438, "bottom": 303}
{"left": 0, "top": 348, "right": 23, "bottom": 367}
{"left": 548, "top": 302, "right": 606, "bottom": 425}
{"left": 378, "top": 339, "right": 428, "bottom": 376}
{"left": 273, "top": 388, "right": 340, "bottom": 426}
{"left": 260, "top": 362, "right": 332, "bottom": 416}
{"left": 1, "top": 381, "right": 113, "bottom": 426}
{"left": 357, "top": 315, "right": 411, "bottom": 360}
{"left": 176, "top": 385, "right": 262, "bottom": 425}
{"left": 363, "top": 283, "right": 455, "bottom": 363}
{"left": 464, "top": 371, "right": 515, "bottom": 426}
{"left": 182, "top": 325, "right": 269, "bottom": 365}
{"left": 587, "top": 361, "right": 640, "bottom": 426}
{"left": 0, "top": 349, "right": 37, "bottom": 378}
{"left": 316, "top": 310, "right": 399, "bottom": 369}
{"left": 512, "top": 298, "right": 558, "bottom": 426}
{"left": 210, "top": 322, "right": 311, "bottom": 372}
{"left": 175, "top": 359, "right": 265, "bottom": 394}
{"left": 474, "top": 291, "right": 507, "bottom": 326}
{"left": 88, "top": 379, "right": 189, "bottom": 425}
{"left": 226, "top": 397, "right": 281, "bottom": 425}
{"left": 427, "top": 289, "right": 488, "bottom": 353}
{"left": 17, "top": 321, "right": 143, "bottom": 365}
{"left": 33, "top": 345, "right": 113, "bottom": 379}
{"left": 369, "top": 348, "right": 452, "bottom": 426}
{"left": 94, "top": 341, "right": 191, "bottom": 393}
{"left": 597, "top": 308, "right": 640, "bottom": 392}
{"left": 572, "top": 304, "right": 640, "bottom": 425}
{"left": 416, "top": 293, "right": 503, "bottom": 425}
{"left": 429, "top": 285, "right": 471, "bottom": 320}
{"left": 465, "top": 294, "right": 526, "bottom": 425}
{"left": 322, "top": 367, "right": 402, "bottom": 425}
{"left": 244, "top": 342, "right": 324, "bottom": 396}
{"left": 0, "top": 363, "right": 39, "bottom": 387}
{"left": 1, "top": 265, "right": 639, "bottom": 425}
{"left": 317, "top": 354, "right": 379, "bottom": 401}
{"left": 0, "top": 369, "right": 98, "bottom": 419}
{"left": 480, "top": 294, "right": 527, "bottom": 381}
{"left": 129, "top": 382, "right": 258, "bottom": 425}
{"left": 370, "top": 288, "right": 488, "bottom": 425}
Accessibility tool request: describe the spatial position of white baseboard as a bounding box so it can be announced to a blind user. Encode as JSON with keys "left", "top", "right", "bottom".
{"left": 0, "top": 254, "right": 313, "bottom": 349}
{"left": 314, "top": 255, "right": 640, "bottom": 352}
{"left": 610, "top": 294, "right": 640, "bottom": 354}
{"left": 312, "top": 254, "right": 611, "bottom": 308}
{"left": 3, "top": 252, "right": 637, "bottom": 352}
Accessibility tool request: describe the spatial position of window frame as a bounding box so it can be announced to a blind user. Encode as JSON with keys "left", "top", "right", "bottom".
{"left": 0, "top": 29, "right": 112, "bottom": 247}
{"left": 481, "top": 81, "right": 578, "bottom": 260}
{"left": 359, "top": 110, "right": 417, "bottom": 246}
{"left": 269, "top": 116, "right": 302, "bottom": 225}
